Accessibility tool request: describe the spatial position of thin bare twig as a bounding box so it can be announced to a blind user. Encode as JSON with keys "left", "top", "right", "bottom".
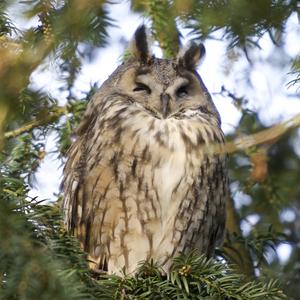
{"left": 208, "top": 113, "right": 300, "bottom": 156}
{"left": 4, "top": 106, "right": 68, "bottom": 139}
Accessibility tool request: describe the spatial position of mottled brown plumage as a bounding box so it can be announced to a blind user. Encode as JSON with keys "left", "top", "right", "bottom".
{"left": 62, "top": 26, "right": 228, "bottom": 275}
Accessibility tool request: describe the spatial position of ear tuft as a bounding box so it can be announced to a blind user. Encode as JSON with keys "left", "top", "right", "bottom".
{"left": 129, "top": 25, "right": 152, "bottom": 63}
{"left": 177, "top": 42, "right": 205, "bottom": 70}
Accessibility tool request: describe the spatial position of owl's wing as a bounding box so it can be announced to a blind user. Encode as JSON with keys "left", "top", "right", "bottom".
{"left": 62, "top": 134, "right": 97, "bottom": 268}
{"left": 62, "top": 101, "right": 99, "bottom": 230}
{"left": 204, "top": 156, "right": 227, "bottom": 255}
{"left": 62, "top": 111, "right": 115, "bottom": 270}
{"left": 62, "top": 135, "right": 86, "bottom": 233}
{"left": 182, "top": 154, "right": 227, "bottom": 257}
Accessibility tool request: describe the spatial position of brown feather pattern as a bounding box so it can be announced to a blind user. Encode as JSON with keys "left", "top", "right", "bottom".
{"left": 63, "top": 35, "right": 228, "bottom": 274}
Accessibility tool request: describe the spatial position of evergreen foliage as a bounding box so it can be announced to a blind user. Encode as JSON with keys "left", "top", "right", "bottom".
{"left": 1, "top": 1, "right": 299, "bottom": 299}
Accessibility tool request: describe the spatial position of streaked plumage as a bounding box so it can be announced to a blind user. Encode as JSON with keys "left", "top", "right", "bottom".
{"left": 62, "top": 26, "right": 228, "bottom": 275}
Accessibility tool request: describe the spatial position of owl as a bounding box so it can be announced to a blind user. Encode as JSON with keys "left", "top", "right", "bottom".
{"left": 62, "top": 25, "right": 228, "bottom": 275}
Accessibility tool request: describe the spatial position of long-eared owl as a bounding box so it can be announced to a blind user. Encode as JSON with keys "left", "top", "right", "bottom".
{"left": 62, "top": 25, "right": 228, "bottom": 275}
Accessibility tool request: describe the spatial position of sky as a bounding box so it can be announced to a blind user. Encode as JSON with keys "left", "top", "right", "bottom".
{"left": 8, "top": 1, "right": 300, "bottom": 264}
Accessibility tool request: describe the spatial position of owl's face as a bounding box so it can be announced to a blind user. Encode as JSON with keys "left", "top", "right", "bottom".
{"left": 112, "top": 26, "right": 220, "bottom": 122}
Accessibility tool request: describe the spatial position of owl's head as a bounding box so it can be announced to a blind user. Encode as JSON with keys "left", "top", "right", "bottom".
{"left": 108, "top": 25, "right": 220, "bottom": 123}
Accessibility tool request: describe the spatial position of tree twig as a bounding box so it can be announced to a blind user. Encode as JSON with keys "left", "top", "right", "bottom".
{"left": 224, "top": 197, "right": 255, "bottom": 278}
{"left": 224, "top": 113, "right": 300, "bottom": 153}
{"left": 222, "top": 113, "right": 299, "bottom": 278}
{"left": 4, "top": 106, "right": 68, "bottom": 139}
{"left": 199, "top": 113, "right": 300, "bottom": 158}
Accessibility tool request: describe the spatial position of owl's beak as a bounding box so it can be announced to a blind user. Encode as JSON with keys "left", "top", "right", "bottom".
{"left": 161, "top": 93, "right": 170, "bottom": 118}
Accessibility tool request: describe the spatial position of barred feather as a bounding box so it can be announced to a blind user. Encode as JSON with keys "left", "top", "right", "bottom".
{"left": 62, "top": 31, "right": 228, "bottom": 275}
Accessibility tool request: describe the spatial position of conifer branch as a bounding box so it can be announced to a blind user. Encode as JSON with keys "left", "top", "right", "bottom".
{"left": 147, "top": 0, "right": 180, "bottom": 58}
{"left": 4, "top": 106, "right": 68, "bottom": 139}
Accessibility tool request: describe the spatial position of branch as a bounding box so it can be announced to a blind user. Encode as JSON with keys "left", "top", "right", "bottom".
{"left": 224, "top": 113, "right": 300, "bottom": 153}
{"left": 4, "top": 106, "right": 68, "bottom": 139}
{"left": 224, "top": 197, "right": 255, "bottom": 278}
{"left": 148, "top": 0, "right": 180, "bottom": 58}
{"left": 200, "top": 113, "right": 300, "bottom": 157}
{"left": 223, "top": 114, "right": 299, "bottom": 278}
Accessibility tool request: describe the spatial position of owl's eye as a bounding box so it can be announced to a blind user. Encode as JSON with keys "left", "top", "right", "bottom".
{"left": 176, "top": 85, "right": 189, "bottom": 98}
{"left": 133, "top": 83, "right": 151, "bottom": 94}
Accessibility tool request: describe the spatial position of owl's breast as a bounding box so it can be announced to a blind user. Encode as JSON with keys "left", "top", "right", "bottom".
{"left": 113, "top": 109, "right": 214, "bottom": 250}
{"left": 84, "top": 101, "right": 226, "bottom": 273}
{"left": 102, "top": 102, "right": 221, "bottom": 216}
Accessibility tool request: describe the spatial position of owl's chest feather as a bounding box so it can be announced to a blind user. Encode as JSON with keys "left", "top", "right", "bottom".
{"left": 106, "top": 110, "right": 203, "bottom": 222}
{"left": 122, "top": 111, "right": 195, "bottom": 168}
{"left": 67, "top": 102, "right": 226, "bottom": 274}
{"left": 99, "top": 105, "right": 210, "bottom": 205}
